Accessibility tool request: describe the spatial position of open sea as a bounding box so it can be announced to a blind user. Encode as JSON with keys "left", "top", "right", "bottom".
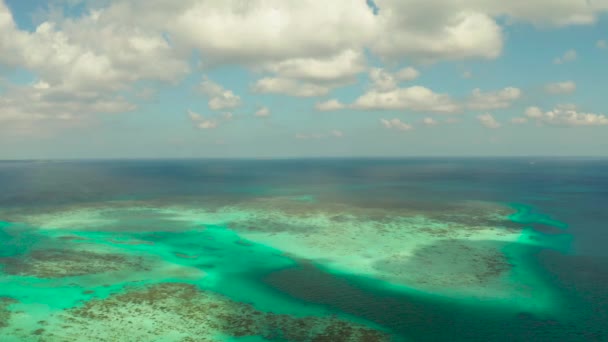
{"left": 0, "top": 158, "right": 606, "bottom": 341}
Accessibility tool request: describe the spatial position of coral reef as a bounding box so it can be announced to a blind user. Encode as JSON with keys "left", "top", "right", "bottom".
{"left": 27, "top": 283, "right": 389, "bottom": 341}
{"left": 0, "top": 297, "right": 17, "bottom": 329}
{"left": 0, "top": 249, "right": 149, "bottom": 278}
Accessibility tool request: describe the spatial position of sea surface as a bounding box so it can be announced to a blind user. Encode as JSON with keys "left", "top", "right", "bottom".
{"left": 0, "top": 158, "right": 606, "bottom": 341}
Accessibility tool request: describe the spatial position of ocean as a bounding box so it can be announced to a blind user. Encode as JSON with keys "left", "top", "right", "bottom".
{"left": 0, "top": 158, "right": 606, "bottom": 341}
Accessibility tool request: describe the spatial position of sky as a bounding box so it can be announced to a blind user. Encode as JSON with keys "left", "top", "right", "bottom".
{"left": 1, "top": 0, "right": 608, "bottom": 159}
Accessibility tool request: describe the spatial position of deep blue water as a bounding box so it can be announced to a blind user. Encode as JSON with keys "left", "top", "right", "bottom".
{"left": 0, "top": 158, "right": 607, "bottom": 341}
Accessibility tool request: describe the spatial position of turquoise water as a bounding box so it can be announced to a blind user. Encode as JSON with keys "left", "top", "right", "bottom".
{"left": 0, "top": 159, "right": 606, "bottom": 341}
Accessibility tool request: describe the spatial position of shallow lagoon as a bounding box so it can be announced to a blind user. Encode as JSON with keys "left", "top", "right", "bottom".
{"left": 0, "top": 159, "right": 606, "bottom": 341}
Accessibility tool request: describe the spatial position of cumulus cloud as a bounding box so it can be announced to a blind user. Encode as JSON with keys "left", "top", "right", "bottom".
{"left": 477, "top": 113, "right": 501, "bottom": 128}
{"left": 354, "top": 86, "right": 459, "bottom": 113}
{"left": 3, "top": 0, "right": 607, "bottom": 75}
{"left": 524, "top": 105, "right": 608, "bottom": 126}
{"left": 368, "top": 67, "right": 420, "bottom": 92}
{"left": 554, "top": 49, "right": 577, "bottom": 64}
{"left": 396, "top": 67, "right": 421, "bottom": 81}
{"left": 252, "top": 50, "right": 367, "bottom": 97}
{"left": 0, "top": 2, "right": 188, "bottom": 92}
{"left": 372, "top": 7, "right": 503, "bottom": 62}
{"left": 545, "top": 81, "right": 576, "bottom": 94}
{"left": 370, "top": 0, "right": 608, "bottom": 62}
{"left": 188, "top": 110, "right": 219, "bottom": 129}
{"left": 380, "top": 118, "right": 413, "bottom": 131}
{"left": 597, "top": 40, "right": 608, "bottom": 49}
{"left": 85, "top": 0, "right": 608, "bottom": 67}
{"left": 295, "top": 129, "right": 344, "bottom": 139}
{"left": 462, "top": 71, "right": 473, "bottom": 79}
{"left": 2, "top": 0, "right": 608, "bottom": 136}
{"left": 255, "top": 106, "right": 271, "bottom": 118}
{"left": 258, "top": 50, "right": 366, "bottom": 84}
{"left": 199, "top": 77, "right": 241, "bottom": 110}
{"left": 252, "top": 77, "right": 330, "bottom": 97}
{"left": 0, "top": 82, "right": 135, "bottom": 136}
{"left": 315, "top": 99, "right": 346, "bottom": 111}
{"left": 167, "top": 0, "right": 377, "bottom": 65}
{"left": 467, "top": 87, "right": 522, "bottom": 110}
{"left": 422, "top": 117, "right": 439, "bottom": 126}
{"left": 0, "top": 0, "right": 186, "bottom": 133}
{"left": 417, "top": 116, "right": 461, "bottom": 125}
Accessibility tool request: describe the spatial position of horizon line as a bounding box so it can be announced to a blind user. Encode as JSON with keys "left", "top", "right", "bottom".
{"left": 2, "top": 155, "right": 608, "bottom": 162}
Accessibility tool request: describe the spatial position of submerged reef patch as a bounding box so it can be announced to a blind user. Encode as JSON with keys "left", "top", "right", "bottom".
{"left": 23, "top": 283, "right": 390, "bottom": 341}
{"left": 372, "top": 239, "right": 512, "bottom": 289}
{"left": 0, "top": 297, "right": 17, "bottom": 329}
{"left": 0, "top": 248, "right": 149, "bottom": 278}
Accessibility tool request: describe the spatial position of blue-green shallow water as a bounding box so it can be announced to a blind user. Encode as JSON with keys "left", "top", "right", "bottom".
{"left": 0, "top": 158, "right": 607, "bottom": 341}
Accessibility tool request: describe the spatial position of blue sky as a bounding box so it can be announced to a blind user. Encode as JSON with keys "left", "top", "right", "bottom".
{"left": 1, "top": 0, "right": 608, "bottom": 159}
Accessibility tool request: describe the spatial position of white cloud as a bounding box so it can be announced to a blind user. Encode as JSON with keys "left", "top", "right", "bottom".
{"left": 468, "top": 87, "right": 522, "bottom": 110}
{"left": 188, "top": 109, "right": 219, "bottom": 129}
{"left": 396, "top": 67, "right": 420, "bottom": 81}
{"left": 0, "top": 82, "right": 135, "bottom": 136}
{"left": 372, "top": 7, "right": 503, "bottom": 62}
{"left": 554, "top": 49, "right": 577, "bottom": 64}
{"left": 597, "top": 40, "right": 608, "bottom": 49}
{"left": 545, "top": 81, "right": 576, "bottom": 94}
{"left": 370, "top": 0, "right": 608, "bottom": 62}
{"left": 295, "top": 129, "right": 343, "bottom": 139}
{"left": 0, "top": 2, "right": 188, "bottom": 91}
{"left": 369, "top": 69, "right": 397, "bottom": 92}
{"left": 167, "top": 0, "right": 377, "bottom": 65}
{"left": 368, "top": 68, "right": 398, "bottom": 92}
{"left": 3, "top": 0, "right": 608, "bottom": 136}
{"left": 354, "top": 86, "right": 459, "bottom": 113}
{"left": 255, "top": 106, "right": 271, "bottom": 117}
{"left": 462, "top": 71, "right": 473, "bottom": 79}
{"left": 75, "top": 0, "right": 608, "bottom": 68}
{"left": 0, "top": 0, "right": 186, "bottom": 132}
{"left": 422, "top": 117, "right": 439, "bottom": 126}
{"left": 525, "top": 106, "right": 544, "bottom": 119}
{"left": 199, "top": 77, "right": 241, "bottom": 110}
{"left": 221, "top": 112, "right": 234, "bottom": 120}
{"left": 524, "top": 105, "right": 608, "bottom": 126}
{"left": 252, "top": 77, "right": 330, "bottom": 97}
{"left": 511, "top": 117, "right": 528, "bottom": 124}
{"left": 368, "top": 67, "right": 420, "bottom": 92}
{"left": 258, "top": 49, "right": 366, "bottom": 84}
{"left": 252, "top": 50, "right": 367, "bottom": 97}
{"left": 380, "top": 118, "right": 413, "bottom": 131}
{"left": 315, "top": 99, "right": 346, "bottom": 111}
{"left": 477, "top": 113, "right": 501, "bottom": 129}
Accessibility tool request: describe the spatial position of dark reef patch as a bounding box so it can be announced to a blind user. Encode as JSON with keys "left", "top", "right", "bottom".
{"left": 0, "top": 248, "right": 150, "bottom": 278}
{"left": 372, "top": 239, "right": 512, "bottom": 287}
{"left": 0, "top": 297, "right": 17, "bottom": 329}
{"left": 50, "top": 283, "right": 390, "bottom": 341}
